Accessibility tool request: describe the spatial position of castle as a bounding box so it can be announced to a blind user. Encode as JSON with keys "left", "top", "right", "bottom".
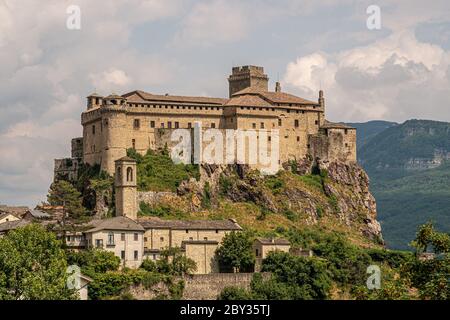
{"left": 55, "top": 65, "right": 356, "bottom": 181}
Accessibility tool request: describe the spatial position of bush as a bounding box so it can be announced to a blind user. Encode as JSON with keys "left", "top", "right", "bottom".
{"left": 127, "top": 148, "right": 199, "bottom": 192}
{"left": 261, "top": 252, "right": 332, "bottom": 299}
{"left": 218, "top": 287, "right": 253, "bottom": 300}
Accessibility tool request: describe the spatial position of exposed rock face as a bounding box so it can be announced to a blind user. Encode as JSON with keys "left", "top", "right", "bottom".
{"left": 152, "top": 160, "right": 383, "bottom": 244}
{"left": 318, "top": 160, "right": 382, "bottom": 242}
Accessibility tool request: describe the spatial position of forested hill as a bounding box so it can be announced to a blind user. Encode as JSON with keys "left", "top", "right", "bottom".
{"left": 349, "top": 119, "right": 450, "bottom": 250}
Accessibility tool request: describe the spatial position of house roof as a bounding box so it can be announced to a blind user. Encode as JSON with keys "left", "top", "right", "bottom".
{"left": 85, "top": 216, "right": 145, "bottom": 233}
{"left": 255, "top": 237, "right": 291, "bottom": 245}
{"left": 0, "top": 219, "right": 31, "bottom": 233}
{"left": 321, "top": 120, "right": 355, "bottom": 129}
{"left": 26, "top": 210, "right": 51, "bottom": 219}
{"left": 0, "top": 212, "right": 19, "bottom": 220}
{"left": 123, "top": 90, "right": 227, "bottom": 105}
{"left": 138, "top": 217, "right": 242, "bottom": 231}
{"left": 115, "top": 156, "right": 136, "bottom": 162}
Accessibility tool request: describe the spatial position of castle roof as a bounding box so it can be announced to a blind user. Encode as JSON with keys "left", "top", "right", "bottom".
{"left": 321, "top": 121, "right": 355, "bottom": 129}
{"left": 123, "top": 90, "right": 227, "bottom": 105}
{"left": 85, "top": 216, "right": 144, "bottom": 233}
{"left": 225, "top": 94, "right": 272, "bottom": 107}
{"left": 138, "top": 217, "right": 242, "bottom": 231}
{"left": 232, "top": 87, "right": 317, "bottom": 105}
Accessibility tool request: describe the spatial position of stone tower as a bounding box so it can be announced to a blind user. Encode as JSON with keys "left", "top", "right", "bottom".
{"left": 114, "top": 156, "right": 137, "bottom": 220}
{"left": 228, "top": 65, "right": 269, "bottom": 97}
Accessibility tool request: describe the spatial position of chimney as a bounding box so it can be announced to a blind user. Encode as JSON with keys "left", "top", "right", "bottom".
{"left": 275, "top": 82, "right": 281, "bottom": 92}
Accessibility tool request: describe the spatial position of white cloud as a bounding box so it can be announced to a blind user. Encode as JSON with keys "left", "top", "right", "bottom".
{"left": 283, "top": 31, "right": 450, "bottom": 122}
{"left": 174, "top": 0, "right": 250, "bottom": 46}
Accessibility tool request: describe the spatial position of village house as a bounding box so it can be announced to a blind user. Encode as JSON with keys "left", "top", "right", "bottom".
{"left": 138, "top": 217, "right": 243, "bottom": 274}
{"left": 253, "top": 237, "right": 291, "bottom": 272}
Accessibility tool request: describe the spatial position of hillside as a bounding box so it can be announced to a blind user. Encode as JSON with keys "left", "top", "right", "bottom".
{"left": 126, "top": 149, "right": 383, "bottom": 248}
{"left": 347, "top": 120, "right": 398, "bottom": 148}
{"left": 355, "top": 119, "right": 450, "bottom": 250}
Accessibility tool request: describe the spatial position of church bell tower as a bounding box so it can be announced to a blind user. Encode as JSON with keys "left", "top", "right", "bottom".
{"left": 114, "top": 156, "right": 137, "bottom": 220}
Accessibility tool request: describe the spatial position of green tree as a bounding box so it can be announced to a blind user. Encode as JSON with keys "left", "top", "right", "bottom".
{"left": 66, "top": 249, "right": 120, "bottom": 276}
{"left": 216, "top": 231, "right": 255, "bottom": 273}
{"left": 218, "top": 286, "right": 253, "bottom": 300}
{"left": 48, "top": 180, "right": 87, "bottom": 219}
{"left": 156, "top": 247, "right": 197, "bottom": 276}
{"left": 140, "top": 258, "right": 157, "bottom": 273}
{"left": 261, "top": 252, "right": 332, "bottom": 299}
{"left": 0, "top": 224, "right": 76, "bottom": 300}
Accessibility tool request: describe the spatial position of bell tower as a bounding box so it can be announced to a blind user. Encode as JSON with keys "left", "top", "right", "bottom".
{"left": 114, "top": 156, "right": 137, "bottom": 220}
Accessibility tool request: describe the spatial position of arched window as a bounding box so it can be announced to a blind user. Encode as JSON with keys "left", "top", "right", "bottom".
{"left": 127, "top": 167, "right": 133, "bottom": 182}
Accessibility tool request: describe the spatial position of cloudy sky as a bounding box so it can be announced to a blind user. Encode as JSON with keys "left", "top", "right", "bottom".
{"left": 1, "top": 0, "right": 450, "bottom": 206}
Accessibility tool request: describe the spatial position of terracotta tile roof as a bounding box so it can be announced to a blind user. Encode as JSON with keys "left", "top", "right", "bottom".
{"left": 255, "top": 237, "right": 291, "bottom": 245}
{"left": 138, "top": 217, "right": 242, "bottom": 231}
{"left": 321, "top": 120, "right": 355, "bottom": 129}
{"left": 123, "top": 90, "right": 227, "bottom": 105}
{"left": 85, "top": 216, "right": 144, "bottom": 233}
{"left": 225, "top": 94, "right": 272, "bottom": 107}
{"left": 232, "top": 87, "right": 317, "bottom": 105}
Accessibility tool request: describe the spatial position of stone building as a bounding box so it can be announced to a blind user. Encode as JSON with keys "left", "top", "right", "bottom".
{"left": 253, "top": 237, "right": 291, "bottom": 272}
{"left": 138, "top": 217, "right": 242, "bottom": 274}
{"left": 83, "top": 216, "right": 145, "bottom": 269}
{"left": 60, "top": 65, "right": 356, "bottom": 176}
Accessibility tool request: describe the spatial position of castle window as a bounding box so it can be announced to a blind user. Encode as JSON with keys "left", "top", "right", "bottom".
{"left": 216, "top": 107, "right": 220, "bottom": 110}
{"left": 134, "top": 251, "right": 138, "bottom": 260}
{"left": 259, "top": 107, "right": 262, "bottom": 111}
{"left": 134, "top": 119, "right": 140, "bottom": 129}
{"left": 175, "top": 122, "right": 179, "bottom": 129}
{"left": 168, "top": 121, "right": 172, "bottom": 129}
{"left": 160, "top": 237, "right": 164, "bottom": 242}
{"left": 252, "top": 123, "right": 256, "bottom": 129}
{"left": 215, "top": 229, "right": 219, "bottom": 233}
{"left": 240, "top": 107, "right": 244, "bottom": 110}
{"left": 188, "top": 123, "right": 192, "bottom": 129}
{"left": 278, "top": 119, "right": 282, "bottom": 126}
{"left": 287, "top": 109, "right": 290, "bottom": 113}
{"left": 144, "top": 237, "right": 147, "bottom": 242}
{"left": 345, "top": 129, "right": 348, "bottom": 135}
{"left": 186, "top": 230, "right": 189, "bottom": 233}
{"left": 104, "top": 119, "right": 108, "bottom": 126}
{"left": 252, "top": 107, "right": 256, "bottom": 110}
{"left": 150, "top": 121, "right": 155, "bottom": 128}
{"left": 121, "top": 251, "right": 125, "bottom": 259}
{"left": 127, "top": 167, "right": 133, "bottom": 182}
{"left": 199, "top": 107, "right": 203, "bottom": 110}
{"left": 121, "top": 233, "right": 125, "bottom": 241}
{"left": 315, "top": 120, "right": 319, "bottom": 125}
{"left": 134, "top": 233, "right": 138, "bottom": 241}
{"left": 272, "top": 108, "right": 275, "bottom": 111}
{"left": 268, "top": 136, "right": 271, "bottom": 142}
{"left": 132, "top": 139, "right": 136, "bottom": 150}
{"left": 297, "top": 136, "right": 300, "bottom": 142}
{"left": 211, "top": 123, "right": 216, "bottom": 128}
{"left": 92, "top": 125, "right": 95, "bottom": 134}
{"left": 170, "top": 105, "right": 173, "bottom": 109}
{"left": 204, "top": 237, "right": 208, "bottom": 240}
{"left": 161, "top": 123, "right": 164, "bottom": 128}
{"left": 260, "top": 122, "right": 264, "bottom": 129}
{"left": 165, "top": 106, "right": 168, "bottom": 109}
{"left": 307, "top": 144, "right": 311, "bottom": 148}
{"left": 108, "top": 233, "right": 114, "bottom": 246}
{"left": 295, "top": 119, "right": 299, "bottom": 127}
{"left": 345, "top": 143, "right": 348, "bottom": 147}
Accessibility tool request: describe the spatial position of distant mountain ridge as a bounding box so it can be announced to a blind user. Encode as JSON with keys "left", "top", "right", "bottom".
{"left": 347, "top": 119, "right": 450, "bottom": 250}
